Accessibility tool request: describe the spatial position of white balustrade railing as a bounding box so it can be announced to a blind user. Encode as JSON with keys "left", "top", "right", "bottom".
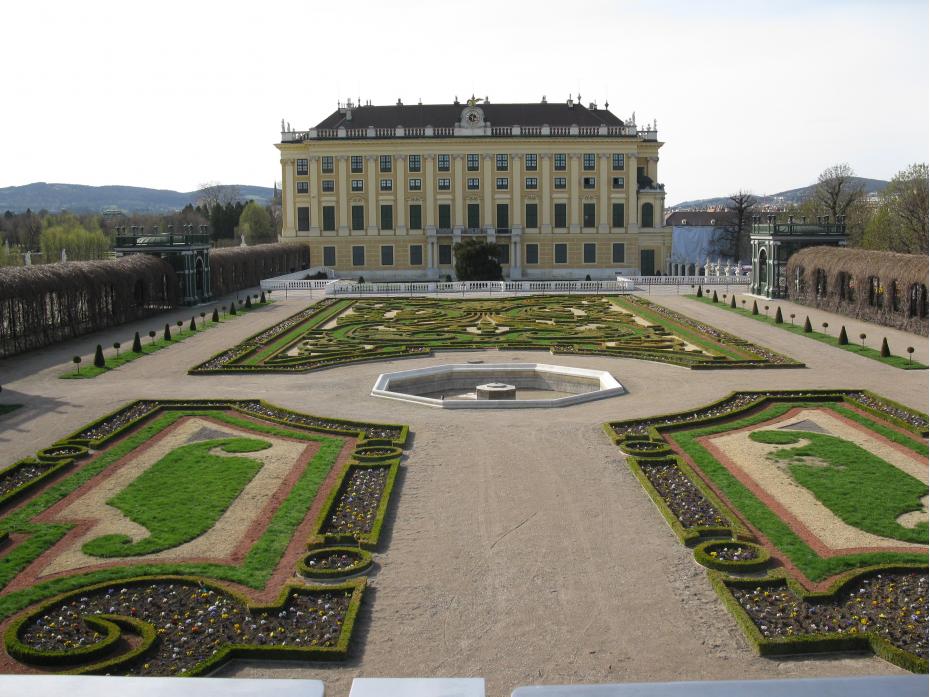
{"left": 325, "top": 280, "right": 634, "bottom": 296}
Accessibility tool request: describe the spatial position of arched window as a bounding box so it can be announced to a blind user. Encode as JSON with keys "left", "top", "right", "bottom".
{"left": 837, "top": 271, "right": 855, "bottom": 302}
{"left": 815, "top": 268, "right": 827, "bottom": 298}
{"left": 758, "top": 248, "right": 768, "bottom": 287}
{"left": 891, "top": 281, "right": 900, "bottom": 312}
{"left": 794, "top": 266, "right": 805, "bottom": 295}
{"left": 908, "top": 283, "right": 928, "bottom": 319}
{"left": 868, "top": 276, "right": 882, "bottom": 308}
{"left": 641, "top": 202, "right": 654, "bottom": 228}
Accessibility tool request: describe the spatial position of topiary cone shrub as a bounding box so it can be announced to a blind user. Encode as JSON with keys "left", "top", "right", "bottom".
{"left": 751, "top": 300, "right": 759, "bottom": 315}
{"left": 93, "top": 345, "right": 105, "bottom": 368}
{"left": 880, "top": 337, "right": 891, "bottom": 357}
{"left": 189, "top": 316, "right": 197, "bottom": 331}
{"left": 774, "top": 307, "right": 783, "bottom": 324}
{"left": 245, "top": 295, "right": 252, "bottom": 309}
{"left": 132, "top": 332, "right": 142, "bottom": 353}
{"left": 212, "top": 307, "right": 219, "bottom": 322}
{"left": 729, "top": 294, "right": 736, "bottom": 308}
{"left": 838, "top": 325, "right": 848, "bottom": 345}
{"left": 803, "top": 316, "right": 813, "bottom": 333}
{"left": 260, "top": 291, "right": 267, "bottom": 303}
{"left": 696, "top": 286, "right": 703, "bottom": 298}
{"left": 712, "top": 290, "right": 718, "bottom": 303}
{"left": 229, "top": 302, "right": 237, "bottom": 316}
{"left": 164, "top": 323, "right": 171, "bottom": 341}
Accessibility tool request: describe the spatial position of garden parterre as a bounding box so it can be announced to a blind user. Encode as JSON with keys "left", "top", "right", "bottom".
{"left": 190, "top": 295, "right": 803, "bottom": 374}
{"left": 0, "top": 400, "right": 407, "bottom": 676}
{"left": 606, "top": 389, "right": 928, "bottom": 672}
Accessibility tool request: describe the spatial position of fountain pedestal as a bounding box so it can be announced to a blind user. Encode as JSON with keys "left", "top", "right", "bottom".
{"left": 476, "top": 382, "right": 517, "bottom": 400}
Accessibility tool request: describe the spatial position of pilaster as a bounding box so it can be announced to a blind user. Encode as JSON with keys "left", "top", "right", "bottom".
{"left": 569, "top": 154, "right": 580, "bottom": 233}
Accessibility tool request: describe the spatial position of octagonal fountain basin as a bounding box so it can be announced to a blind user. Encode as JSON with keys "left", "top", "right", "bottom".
{"left": 371, "top": 363, "right": 625, "bottom": 409}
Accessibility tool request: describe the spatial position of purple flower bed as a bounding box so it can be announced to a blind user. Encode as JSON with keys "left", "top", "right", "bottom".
{"left": 323, "top": 467, "right": 389, "bottom": 536}
{"left": 639, "top": 461, "right": 728, "bottom": 528}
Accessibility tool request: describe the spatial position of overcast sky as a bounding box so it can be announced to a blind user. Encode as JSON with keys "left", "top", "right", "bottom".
{"left": 2, "top": 0, "right": 926, "bottom": 203}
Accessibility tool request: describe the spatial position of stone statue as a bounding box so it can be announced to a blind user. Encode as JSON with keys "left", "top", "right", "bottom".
{"left": 61, "top": 248, "right": 68, "bottom": 263}
{"left": 24, "top": 250, "right": 31, "bottom": 265}
{"left": 240, "top": 234, "right": 247, "bottom": 247}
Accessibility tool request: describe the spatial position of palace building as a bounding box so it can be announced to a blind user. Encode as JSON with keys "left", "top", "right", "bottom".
{"left": 276, "top": 97, "right": 670, "bottom": 280}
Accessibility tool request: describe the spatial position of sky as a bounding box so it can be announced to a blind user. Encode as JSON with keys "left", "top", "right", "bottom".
{"left": 1, "top": 0, "right": 927, "bottom": 204}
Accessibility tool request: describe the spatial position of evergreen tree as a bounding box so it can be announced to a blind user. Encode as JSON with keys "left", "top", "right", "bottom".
{"left": 711, "top": 290, "right": 718, "bottom": 302}
{"left": 696, "top": 286, "right": 703, "bottom": 298}
{"left": 260, "top": 291, "right": 267, "bottom": 303}
{"left": 880, "top": 337, "right": 891, "bottom": 357}
{"left": 212, "top": 307, "right": 220, "bottom": 322}
{"left": 838, "top": 325, "right": 848, "bottom": 345}
{"left": 132, "top": 331, "right": 142, "bottom": 353}
{"left": 803, "top": 316, "right": 813, "bottom": 332}
{"left": 94, "top": 344, "right": 105, "bottom": 368}
{"left": 774, "top": 307, "right": 783, "bottom": 323}
{"left": 729, "top": 295, "right": 736, "bottom": 308}
{"left": 751, "top": 300, "right": 759, "bottom": 315}
{"left": 190, "top": 316, "right": 197, "bottom": 331}
{"left": 164, "top": 323, "right": 171, "bottom": 341}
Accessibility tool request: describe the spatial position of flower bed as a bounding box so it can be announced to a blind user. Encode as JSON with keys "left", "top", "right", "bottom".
{"left": 189, "top": 295, "right": 802, "bottom": 374}
{"left": 694, "top": 540, "right": 771, "bottom": 572}
{"left": 297, "top": 547, "right": 373, "bottom": 581}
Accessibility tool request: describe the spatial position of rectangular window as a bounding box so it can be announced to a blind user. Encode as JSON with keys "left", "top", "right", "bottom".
{"left": 612, "top": 202, "right": 625, "bottom": 228}
{"left": 467, "top": 153, "right": 479, "bottom": 171}
{"left": 380, "top": 155, "right": 392, "bottom": 172}
{"left": 467, "top": 177, "right": 479, "bottom": 190}
{"left": 496, "top": 153, "right": 508, "bottom": 171}
{"left": 583, "top": 153, "right": 596, "bottom": 170}
{"left": 495, "top": 177, "right": 508, "bottom": 190}
{"left": 438, "top": 204, "right": 451, "bottom": 229}
{"left": 380, "top": 204, "right": 393, "bottom": 230}
{"left": 323, "top": 245, "right": 336, "bottom": 267}
{"left": 525, "top": 153, "right": 537, "bottom": 171}
{"left": 322, "top": 206, "right": 336, "bottom": 232}
{"left": 409, "top": 204, "right": 422, "bottom": 230}
{"left": 409, "top": 244, "right": 423, "bottom": 265}
{"left": 467, "top": 203, "right": 480, "bottom": 229}
{"left": 583, "top": 242, "right": 596, "bottom": 264}
{"left": 408, "top": 154, "right": 421, "bottom": 172}
{"left": 554, "top": 243, "right": 568, "bottom": 264}
{"left": 583, "top": 176, "right": 596, "bottom": 189}
{"left": 438, "top": 244, "right": 452, "bottom": 265}
{"left": 321, "top": 156, "right": 334, "bottom": 173}
{"left": 554, "top": 176, "right": 566, "bottom": 190}
{"left": 525, "top": 243, "right": 539, "bottom": 264}
{"left": 612, "top": 153, "right": 625, "bottom": 171}
{"left": 296, "top": 181, "right": 309, "bottom": 194}
{"left": 380, "top": 179, "right": 393, "bottom": 191}
{"left": 352, "top": 245, "right": 365, "bottom": 266}
{"left": 525, "top": 177, "right": 538, "bottom": 190}
{"left": 322, "top": 179, "right": 335, "bottom": 193}
{"left": 351, "top": 205, "right": 365, "bottom": 231}
{"left": 296, "top": 159, "right": 309, "bottom": 176}
{"left": 612, "top": 242, "right": 625, "bottom": 263}
{"left": 525, "top": 203, "right": 538, "bottom": 229}
{"left": 583, "top": 202, "right": 596, "bottom": 228}
{"left": 498, "top": 243, "right": 510, "bottom": 264}
{"left": 408, "top": 178, "right": 422, "bottom": 191}
{"left": 496, "top": 203, "right": 509, "bottom": 229}
{"left": 351, "top": 155, "right": 363, "bottom": 173}
{"left": 351, "top": 179, "right": 364, "bottom": 192}
{"left": 297, "top": 206, "right": 310, "bottom": 231}
{"left": 438, "top": 154, "right": 450, "bottom": 171}
{"left": 554, "top": 203, "right": 567, "bottom": 228}
{"left": 437, "top": 177, "right": 451, "bottom": 191}
{"left": 554, "top": 153, "right": 566, "bottom": 171}
{"left": 380, "top": 245, "right": 394, "bottom": 266}
{"left": 612, "top": 176, "right": 625, "bottom": 189}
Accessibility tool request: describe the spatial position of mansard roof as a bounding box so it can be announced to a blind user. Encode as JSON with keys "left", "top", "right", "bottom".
{"left": 314, "top": 102, "right": 627, "bottom": 130}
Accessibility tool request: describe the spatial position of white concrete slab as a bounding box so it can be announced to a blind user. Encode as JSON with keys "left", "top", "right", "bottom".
{"left": 0, "top": 675, "right": 324, "bottom": 697}
{"left": 350, "top": 677, "right": 485, "bottom": 697}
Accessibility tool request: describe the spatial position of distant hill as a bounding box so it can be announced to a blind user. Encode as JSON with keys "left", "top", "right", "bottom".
{"left": 670, "top": 177, "right": 888, "bottom": 210}
{"left": 0, "top": 182, "right": 276, "bottom": 213}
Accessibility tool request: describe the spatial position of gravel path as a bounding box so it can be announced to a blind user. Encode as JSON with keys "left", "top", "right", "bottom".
{"left": 0, "top": 289, "right": 926, "bottom": 696}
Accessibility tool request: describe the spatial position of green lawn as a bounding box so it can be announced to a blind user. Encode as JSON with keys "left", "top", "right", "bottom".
{"left": 83, "top": 437, "right": 270, "bottom": 557}
{"left": 0, "top": 409, "right": 343, "bottom": 620}
{"left": 668, "top": 402, "right": 928, "bottom": 581}
{"left": 61, "top": 299, "right": 275, "bottom": 379}
{"left": 689, "top": 294, "right": 927, "bottom": 369}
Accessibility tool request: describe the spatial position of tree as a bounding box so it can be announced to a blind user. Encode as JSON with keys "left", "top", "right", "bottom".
{"left": 453, "top": 239, "right": 503, "bottom": 281}
{"left": 238, "top": 201, "right": 276, "bottom": 244}
{"left": 196, "top": 182, "right": 241, "bottom": 210}
{"left": 862, "top": 163, "right": 928, "bottom": 254}
{"left": 723, "top": 190, "right": 756, "bottom": 261}
{"left": 815, "top": 164, "right": 864, "bottom": 221}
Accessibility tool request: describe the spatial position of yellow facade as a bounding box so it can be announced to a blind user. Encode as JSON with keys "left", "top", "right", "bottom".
{"left": 276, "top": 101, "right": 671, "bottom": 280}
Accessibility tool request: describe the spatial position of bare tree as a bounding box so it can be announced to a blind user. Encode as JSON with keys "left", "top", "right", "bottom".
{"left": 195, "top": 181, "right": 242, "bottom": 209}
{"left": 815, "top": 163, "right": 864, "bottom": 220}
{"left": 723, "top": 190, "right": 757, "bottom": 261}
